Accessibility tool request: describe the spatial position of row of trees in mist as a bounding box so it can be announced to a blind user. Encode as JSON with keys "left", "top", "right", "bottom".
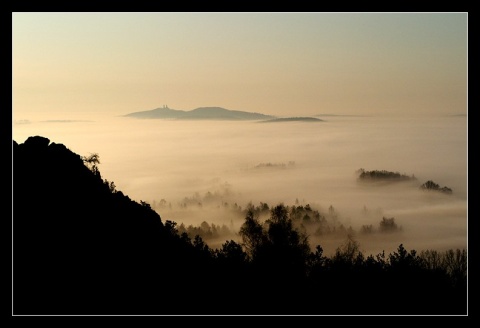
{"left": 357, "top": 168, "right": 453, "bottom": 194}
{"left": 420, "top": 180, "right": 453, "bottom": 194}
{"left": 169, "top": 199, "right": 403, "bottom": 245}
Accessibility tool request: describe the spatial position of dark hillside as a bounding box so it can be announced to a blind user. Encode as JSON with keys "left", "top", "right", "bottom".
{"left": 13, "top": 136, "right": 221, "bottom": 314}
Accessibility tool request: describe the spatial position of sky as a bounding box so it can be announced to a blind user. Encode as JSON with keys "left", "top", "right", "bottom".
{"left": 12, "top": 12, "right": 467, "bottom": 120}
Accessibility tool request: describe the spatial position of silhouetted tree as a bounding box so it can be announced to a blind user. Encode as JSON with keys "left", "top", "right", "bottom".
{"left": 420, "top": 180, "right": 453, "bottom": 194}
{"left": 239, "top": 209, "right": 267, "bottom": 258}
{"left": 379, "top": 217, "right": 399, "bottom": 232}
{"left": 82, "top": 153, "right": 101, "bottom": 176}
{"left": 332, "top": 235, "right": 364, "bottom": 267}
{"left": 443, "top": 249, "right": 467, "bottom": 288}
{"left": 216, "top": 240, "right": 247, "bottom": 264}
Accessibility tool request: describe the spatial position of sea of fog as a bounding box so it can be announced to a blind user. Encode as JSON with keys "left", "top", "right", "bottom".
{"left": 13, "top": 115, "right": 467, "bottom": 256}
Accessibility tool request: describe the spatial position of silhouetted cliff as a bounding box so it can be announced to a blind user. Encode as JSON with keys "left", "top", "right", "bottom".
{"left": 13, "top": 136, "right": 223, "bottom": 314}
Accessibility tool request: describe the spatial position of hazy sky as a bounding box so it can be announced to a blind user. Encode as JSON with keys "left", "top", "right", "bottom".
{"left": 12, "top": 12, "right": 467, "bottom": 119}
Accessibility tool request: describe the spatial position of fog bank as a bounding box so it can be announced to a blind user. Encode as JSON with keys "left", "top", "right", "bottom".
{"left": 13, "top": 115, "right": 467, "bottom": 255}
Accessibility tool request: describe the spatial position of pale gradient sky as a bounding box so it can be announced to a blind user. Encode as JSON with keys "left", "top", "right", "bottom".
{"left": 12, "top": 12, "right": 467, "bottom": 120}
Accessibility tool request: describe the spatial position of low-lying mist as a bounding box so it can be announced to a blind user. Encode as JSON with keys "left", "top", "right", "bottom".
{"left": 13, "top": 115, "right": 467, "bottom": 256}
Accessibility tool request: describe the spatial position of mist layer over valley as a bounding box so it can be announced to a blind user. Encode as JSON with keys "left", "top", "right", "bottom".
{"left": 13, "top": 114, "right": 467, "bottom": 256}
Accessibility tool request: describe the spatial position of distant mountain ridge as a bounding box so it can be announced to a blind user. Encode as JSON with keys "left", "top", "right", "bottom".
{"left": 125, "top": 106, "right": 276, "bottom": 121}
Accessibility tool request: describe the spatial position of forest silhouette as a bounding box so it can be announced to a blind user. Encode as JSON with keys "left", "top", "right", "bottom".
{"left": 13, "top": 136, "right": 467, "bottom": 315}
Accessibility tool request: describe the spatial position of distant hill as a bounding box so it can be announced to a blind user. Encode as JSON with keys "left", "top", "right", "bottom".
{"left": 124, "top": 106, "right": 275, "bottom": 121}
{"left": 260, "top": 117, "right": 323, "bottom": 123}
